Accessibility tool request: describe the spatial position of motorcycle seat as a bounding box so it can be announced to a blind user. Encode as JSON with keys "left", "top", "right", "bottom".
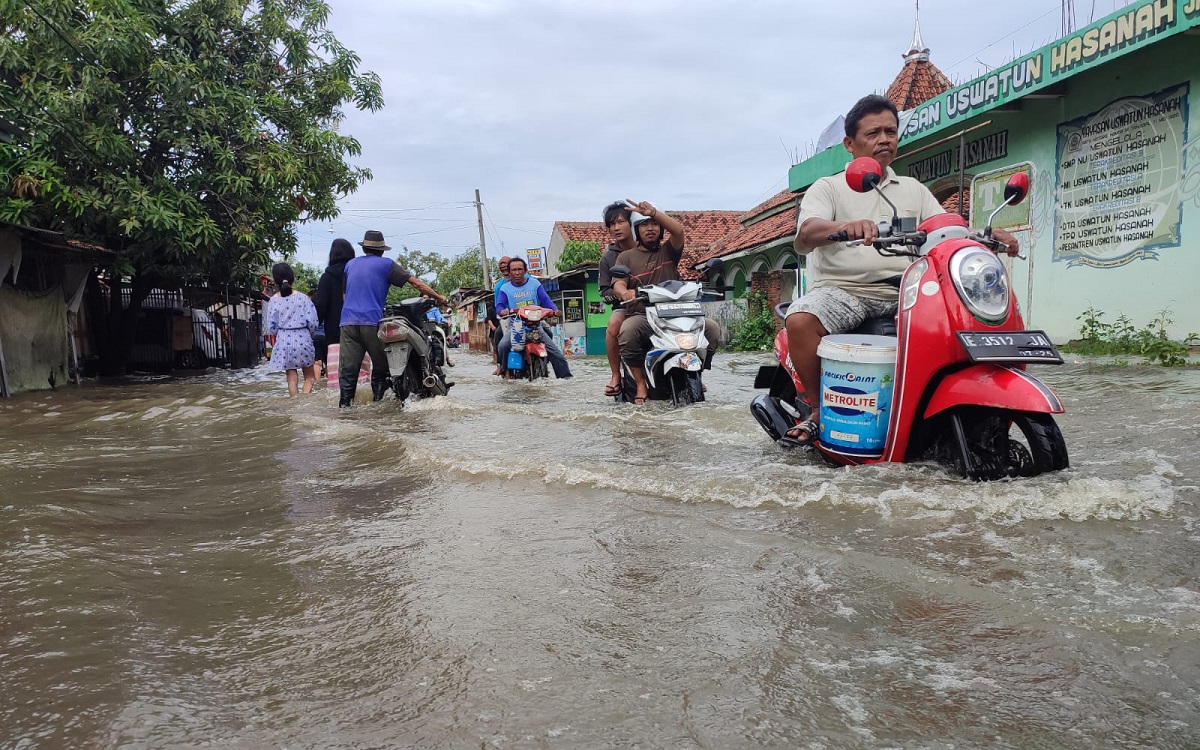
{"left": 853, "top": 317, "right": 897, "bottom": 336}
{"left": 773, "top": 301, "right": 896, "bottom": 335}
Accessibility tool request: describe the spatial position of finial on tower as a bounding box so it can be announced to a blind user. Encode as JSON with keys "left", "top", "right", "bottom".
{"left": 904, "top": 0, "right": 930, "bottom": 62}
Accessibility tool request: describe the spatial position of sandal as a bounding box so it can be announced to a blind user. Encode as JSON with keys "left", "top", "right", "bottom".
{"left": 603, "top": 383, "right": 621, "bottom": 397}
{"left": 633, "top": 395, "right": 648, "bottom": 405}
{"left": 779, "top": 418, "right": 819, "bottom": 448}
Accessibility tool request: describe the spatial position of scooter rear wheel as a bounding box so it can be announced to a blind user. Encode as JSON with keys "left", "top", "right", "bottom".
{"left": 391, "top": 371, "right": 411, "bottom": 402}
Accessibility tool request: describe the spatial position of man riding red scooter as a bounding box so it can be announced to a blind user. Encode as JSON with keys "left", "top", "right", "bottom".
{"left": 749, "top": 98, "right": 1068, "bottom": 479}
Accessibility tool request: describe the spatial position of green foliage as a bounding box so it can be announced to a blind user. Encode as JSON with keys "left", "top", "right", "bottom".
{"left": 433, "top": 247, "right": 497, "bottom": 296}
{"left": 555, "top": 240, "right": 603, "bottom": 272}
{"left": 386, "top": 283, "right": 419, "bottom": 306}
{"left": 0, "top": 0, "right": 384, "bottom": 288}
{"left": 393, "top": 245, "right": 448, "bottom": 280}
{"left": 385, "top": 246, "right": 498, "bottom": 305}
{"left": 278, "top": 255, "right": 320, "bottom": 293}
{"left": 727, "top": 292, "right": 778, "bottom": 352}
{"left": 1061, "top": 306, "right": 1197, "bottom": 367}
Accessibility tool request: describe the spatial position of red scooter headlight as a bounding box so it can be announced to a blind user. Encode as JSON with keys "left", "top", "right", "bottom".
{"left": 950, "top": 249, "right": 1010, "bottom": 323}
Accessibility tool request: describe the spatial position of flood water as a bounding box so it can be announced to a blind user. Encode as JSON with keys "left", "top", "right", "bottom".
{"left": 2, "top": 351, "right": 1199, "bottom": 749}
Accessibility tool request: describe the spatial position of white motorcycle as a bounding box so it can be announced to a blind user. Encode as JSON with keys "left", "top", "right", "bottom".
{"left": 376, "top": 297, "right": 452, "bottom": 404}
{"left": 608, "top": 261, "right": 725, "bottom": 406}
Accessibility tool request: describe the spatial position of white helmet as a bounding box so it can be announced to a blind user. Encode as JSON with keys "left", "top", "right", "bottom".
{"left": 629, "top": 211, "right": 660, "bottom": 248}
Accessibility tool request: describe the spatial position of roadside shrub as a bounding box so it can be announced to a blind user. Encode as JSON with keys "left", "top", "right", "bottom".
{"left": 728, "top": 292, "right": 777, "bottom": 352}
{"left": 1062, "top": 306, "right": 1197, "bottom": 367}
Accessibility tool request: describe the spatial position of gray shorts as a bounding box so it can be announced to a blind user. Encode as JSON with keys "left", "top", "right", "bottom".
{"left": 784, "top": 287, "right": 897, "bottom": 335}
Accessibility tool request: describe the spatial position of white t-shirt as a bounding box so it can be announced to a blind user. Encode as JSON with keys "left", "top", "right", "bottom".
{"left": 796, "top": 166, "right": 945, "bottom": 300}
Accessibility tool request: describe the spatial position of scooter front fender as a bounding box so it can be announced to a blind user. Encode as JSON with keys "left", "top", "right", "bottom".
{"left": 923, "top": 364, "right": 1064, "bottom": 419}
{"left": 656, "top": 351, "right": 703, "bottom": 375}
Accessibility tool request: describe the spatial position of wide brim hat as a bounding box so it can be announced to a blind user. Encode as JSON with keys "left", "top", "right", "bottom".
{"left": 359, "top": 230, "right": 391, "bottom": 251}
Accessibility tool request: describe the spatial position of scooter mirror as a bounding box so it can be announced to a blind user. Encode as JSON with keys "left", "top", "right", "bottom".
{"left": 1003, "top": 172, "right": 1030, "bottom": 205}
{"left": 701, "top": 258, "right": 728, "bottom": 292}
{"left": 846, "top": 157, "right": 884, "bottom": 194}
{"left": 609, "top": 264, "right": 632, "bottom": 279}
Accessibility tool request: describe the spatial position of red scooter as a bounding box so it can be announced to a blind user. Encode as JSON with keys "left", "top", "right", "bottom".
{"left": 505, "top": 305, "right": 558, "bottom": 381}
{"left": 750, "top": 157, "right": 1069, "bottom": 480}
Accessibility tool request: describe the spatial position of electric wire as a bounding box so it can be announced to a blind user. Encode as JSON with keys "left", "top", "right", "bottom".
{"left": 941, "top": 5, "right": 1061, "bottom": 79}
{"left": 21, "top": 0, "right": 100, "bottom": 66}
{"left": 481, "top": 202, "right": 507, "bottom": 254}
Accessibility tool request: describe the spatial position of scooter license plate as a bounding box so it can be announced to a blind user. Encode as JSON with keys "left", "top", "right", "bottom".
{"left": 956, "top": 330, "right": 1063, "bottom": 364}
{"left": 656, "top": 302, "right": 703, "bottom": 318}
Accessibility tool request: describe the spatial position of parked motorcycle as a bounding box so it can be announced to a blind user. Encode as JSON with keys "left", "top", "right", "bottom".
{"left": 750, "top": 157, "right": 1069, "bottom": 480}
{"left": 504, "top": 305, "right": 558, "bottom": 381}
{"left": 608, "top": 260, "right": 725, "bottom": 406}
{"left": 377, "top": 297, "right": 452, "bottom": 403}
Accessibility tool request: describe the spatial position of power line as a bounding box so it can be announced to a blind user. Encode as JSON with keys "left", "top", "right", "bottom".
{"left": 21, "top": 0, "right": 99, "bottom": 66}
{"left": 336, "top": 203, "right": 474, "bottom": 213}
{"left": 395, "top": 223, "right": 478, "bottom": 237}
{"left": 941, "top": 5, "right": 1060, "bottom": 78}
{"left": 481, "top": 203, "right": 508, "bottom": 254}
{"left": 495, "top": 225, "right": 549, "bottom": 235}
{"left": 338, "top": 214, "right": 484, "bottom": 222}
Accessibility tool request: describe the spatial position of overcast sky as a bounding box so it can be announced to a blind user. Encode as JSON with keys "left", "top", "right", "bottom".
{"left": 292, "top": 0, "right": 1130, "bottom": 270}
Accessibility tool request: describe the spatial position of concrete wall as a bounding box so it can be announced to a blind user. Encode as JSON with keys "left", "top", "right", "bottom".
{"left": 894, "top": 34, "right": 1200, "bottom": 342}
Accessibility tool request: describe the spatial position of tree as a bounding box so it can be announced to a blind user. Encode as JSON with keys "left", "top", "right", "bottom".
{"left": 289, "top": 260, "right": 321, "bottom": 294}
{"left": 434, "top": 246, "right": 497, "bottom": 296}
{"left": 0, "top": 0, "right": 383, "bottom": 373}
{"left": 555, "top": 240, "right": 603, "bottom": 272}
{"left": 386, "top": 245, "right": 448, "bottom": 305}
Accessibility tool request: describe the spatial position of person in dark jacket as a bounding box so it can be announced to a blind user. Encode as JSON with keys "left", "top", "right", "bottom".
{"left": 315, "top": 238, "right": 355, "bottom": 363}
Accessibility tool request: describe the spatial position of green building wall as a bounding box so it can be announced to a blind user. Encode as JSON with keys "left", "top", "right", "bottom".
{"left": 891, "top": 31, "right": 1200, "bottom": 342}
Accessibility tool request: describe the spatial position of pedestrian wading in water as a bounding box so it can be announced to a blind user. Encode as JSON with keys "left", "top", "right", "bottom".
{"left": 266, "top": 262, "right": 319, "bottom": 396}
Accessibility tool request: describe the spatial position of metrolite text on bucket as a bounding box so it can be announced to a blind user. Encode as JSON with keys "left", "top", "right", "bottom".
{"left": 817, "top": 335, "right": 896, "bottom": 457}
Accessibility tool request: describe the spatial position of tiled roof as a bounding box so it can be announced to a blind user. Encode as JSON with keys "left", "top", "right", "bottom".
{"left": 741, "top": 189, "right": 796, "bottom": 221}
{"left": 941, "top": 191, "right": 970, "bottom": 216}
{"left": 672, "top": 210, "right": 745, "bottom": 279}
{"left": 554, "top": 221, "right": 610, "bottom": 245}
{"left": 672, "top": 210, "right": 743, "bottom": 246}
{"left": 555, "top": 212, "right": 744, "bottom": 280}
{"left": 699, "top": 205, "right": 797, "bottom": 263}
{"left": 886, "top": 58, "right": 953, "bottom": 111}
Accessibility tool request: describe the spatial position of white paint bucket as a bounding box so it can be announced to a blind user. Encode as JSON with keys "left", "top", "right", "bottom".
{"left": 816, "top": 334, "right": 897, "bottom": 457}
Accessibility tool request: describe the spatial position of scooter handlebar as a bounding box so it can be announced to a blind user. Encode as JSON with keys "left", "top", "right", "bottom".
{"left": 969, "top": 232, "right": 1027, "bottom": 260}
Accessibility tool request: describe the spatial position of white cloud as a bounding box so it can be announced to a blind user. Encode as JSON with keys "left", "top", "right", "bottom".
{"left": 293, "top": 0, "right": 1128, "bottom": 269}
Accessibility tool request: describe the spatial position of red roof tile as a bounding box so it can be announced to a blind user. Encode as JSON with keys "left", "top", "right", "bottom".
{"left": 554, "top": 221, "right": 610, "bottom": 245}
{"left": 941, "top": 192, "right": 970, "bottom": 216}
{"left": 671, "top": 210, "right": 744, "bottom": 279}
{"left": 555, "top": 212, "right": 745, "bottom": 280}
{"left": 672, "top": 210, "right": 743, "bottom": 246}
{"left": 741, "top": 189, "right": 796, "bottom": 221}
{"left": 886, "top": 57, "right": 954, "bottom": 112}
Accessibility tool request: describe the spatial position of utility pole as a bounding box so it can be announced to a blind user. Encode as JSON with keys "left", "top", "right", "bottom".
{"left": 474, "top": 189, "right": 492, "bottom": 289}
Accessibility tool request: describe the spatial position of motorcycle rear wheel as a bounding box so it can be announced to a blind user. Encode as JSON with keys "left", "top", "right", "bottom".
{"left": 391, "top": 372, "right": 410, "bottom": 402}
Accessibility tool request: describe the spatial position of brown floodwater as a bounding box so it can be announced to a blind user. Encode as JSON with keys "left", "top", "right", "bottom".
{"left": 2, "top": 352, "right": 1198, "bottom": 749}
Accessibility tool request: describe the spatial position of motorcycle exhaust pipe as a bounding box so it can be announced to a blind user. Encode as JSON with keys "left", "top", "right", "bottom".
{"left": 423, "top": 375, "right": 438, "bottom": 389}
